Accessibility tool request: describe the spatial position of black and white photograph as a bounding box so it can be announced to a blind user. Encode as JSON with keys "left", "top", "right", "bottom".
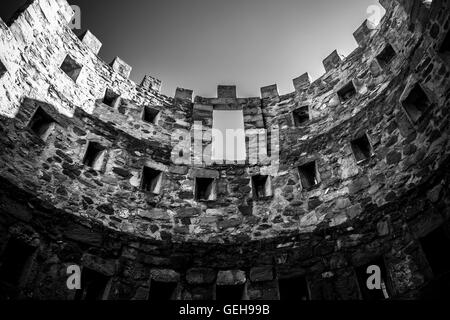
{"left": 0, "top": 0, "right": 449, "bottom": 317}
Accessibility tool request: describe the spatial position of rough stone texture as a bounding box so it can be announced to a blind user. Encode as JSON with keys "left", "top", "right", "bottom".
{"left": 0, "top": 0, "right": 449, "bottom": 301}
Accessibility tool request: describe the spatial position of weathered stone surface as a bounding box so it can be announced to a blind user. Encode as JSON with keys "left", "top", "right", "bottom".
{"left": 216, "top": 270, "right": 246, "bottom": 286}
{"left": 186, "top": 268, "right": 216, "bottom": 285}
{"left": 250, "top": 266, "right": 274, "bottom": 282}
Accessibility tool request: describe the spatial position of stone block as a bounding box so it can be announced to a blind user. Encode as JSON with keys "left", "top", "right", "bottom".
{"left": 250, "top": 266, "right": 273, "bottom": 282}
{"left": 216, "top": 270, "right": 246, "bottom": 286}
{"left": 186, "top": 268, "right": 216, "bottom": 284}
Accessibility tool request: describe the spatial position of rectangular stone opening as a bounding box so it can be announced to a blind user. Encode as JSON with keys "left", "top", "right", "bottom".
{"left": 439, "top": 30, "right": 450, "bottom": 54}
{"left": 28, "top": 107, "right": 56, "bottom": 141}
{"left": 401, "top": 83, "right": 431, "bottom": 123}
{"left": 298, "top": 161, "right": 320, "bottom": 190}
{"left": 216, "top": 284, "right": 245, "bottom": 301}
{"left": 212, "top": 110, "right": 246, "bottom": 162}
{"left": 0, "top": 59, "right": 7, "bottom": 78}
{"left": 0, "top": 238, "right": 35, "bottom": 286}
{"left": 337, "top": 81, "right": 356, "bottom": 102}
{"left": 420, "top": 226, "right": 450, "bottom": 277}
{"left": 83, "top": 142, "right": 107, "bottom": 170}
{"left": 141, "top": 166, "right": 163, "bottom": 194}
{"left": 74, "top": 267, "right": 110, "bottom": 300}
{"left": 142, "top": 106, "right": 160, "bottom": 124}
{"left": 292, "top": 106, "right": 310, "bottom": 126}
{"left": 195, "top": 177, "right": 216, "bottom": 201}
{"left": 376, "top": 44, "right": 396, "bottom": 68}
{"left": 351, "top": 134, "right": 373, "bottom": 162}
{"left": 279, "top": 276, "right": 309, "bottom": 301}
{"left": 355, "top": 257, "right": 390, "bottom": 300}
{"left": 149, "top": 280, "right": 177, "bottom": 300}
{"left": 251, "top": 175, "right": 272, "bottom": 199}
{"left": 60, "top": 55, "right": 82, "bottom": 82}
{"left": 102, "top": 89, "right": 120, "bottom": 108}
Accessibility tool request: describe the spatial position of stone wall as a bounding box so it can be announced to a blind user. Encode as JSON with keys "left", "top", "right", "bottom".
{"left": 0, "top": 0, "right": 449, "bottom": 300}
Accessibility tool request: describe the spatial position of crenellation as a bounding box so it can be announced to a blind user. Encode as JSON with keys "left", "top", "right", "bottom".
{"left": 110, "top": 56, "right": 132, "bottom": 79}
{"left": 78, "top": 30, "right": 102, "bottom": 55}
{"left": 141, "top": 75, "right": 162, "bottom": 93}
{"left": 260, "top": 84, "right": 279, "bottom": 99}
{"left": 217, "top": 85, "right": 237, "bottom": 98}
{"left": 322, "top": 50, "right": 343, "bottom": 72}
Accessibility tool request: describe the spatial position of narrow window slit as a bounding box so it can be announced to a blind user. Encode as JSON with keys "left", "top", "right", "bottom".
{"left": 351, "top": 134, "right": 373, "bottom": 162}
{"left": 216, "top": 284, "right": 245, "bottom": 301}
{"left": 142, "top": 106, "right": 160, "bottom": 124}
{"left": 102, "top": 89, "right": 120, "bottom": 108}
{"left": 337, "top": 82, "right": 356, "bottom": 102}
{"left": 0, "top": 238, "right": 35, "bottom": 286}
{"left": 83, "top": 142, "right": 106, "bottom": 170}
{"left": 60, "top": 55, "right": 82, "bottom": 82}
{"left": 293, "top": 106, "right": 310, "bottom": 126}
{"left": 252, "top": 175, "right": 272, "bottom": 199}
{"left": 355, "top": 257, "right": 391, "bottom": 301}
{"left": 74, "top": 268, "right": 110, "bottom": 300}
{"left": 279, "top": 276, "right": 309, "bottom": 301}
{"left": 298, "top": 161, "right": 320, "bottom": 190}
{"left": 401, "top": 83, "right": 431, "bottom": 123}
{"left": 141, "top": 167, "right": 163, "bottom": 194}
{"left": 28, "top": 107, "right": 56, "bottom": 141}
{"left": 376, "top": 44, "right": 396, "bottom": 68}
{"left": 149, "top": 280, "right": 177, "bottom": 300}
{"left": 195, "top": 178, "right": 216, "bottom": 201}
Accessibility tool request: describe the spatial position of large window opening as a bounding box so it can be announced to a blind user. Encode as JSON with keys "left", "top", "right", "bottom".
{"left": 337, "top": 81, "right": 356, "bottom": 103}
{"left": 60, "top": 55, "right": 83, "bottom": 82}
{"left": 292, "top": 106, "right": 310, "bottom": 127}
{"left": 351, "top": 134, "right": 373, "bottom": 163}
{"left": 376, "top": 44, "right": 396, "bottom": 69}
{"left": 212, "top": 110, "right": 246, "bottom": 162}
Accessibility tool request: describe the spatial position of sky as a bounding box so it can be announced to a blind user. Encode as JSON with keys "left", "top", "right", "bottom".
{"left": 0, "top": 0, "right": 383, "bottom": 97}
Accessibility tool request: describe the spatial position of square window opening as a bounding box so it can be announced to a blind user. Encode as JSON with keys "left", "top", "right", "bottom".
{"left": 401, "top": 83, "right": 430, "bottom": 123}
{"left": 102, "top": 89, "right": 120, "bottom": 108}
{"left": 279, "top": 276, "right": 309, "bottom": 301}
{"left": 252, "top": 175, "right": 272, "bottom": 199}
{"left": 28, "top": 107, "right": 56, "bottom": 141}
{"left": 195, "top": 177, "right": 216, "bottom": 202}
{"left": 0, "top": 59, "right": 7, "bottom": 78}
{"left": 74, "top": 268, "right": 109, "bottom": 301}
{"left": 216, "top": 284, "right": 245, "bottom": 301}
{"left": 376, "top": 44, "right": 397, "bottom": 68}
{"left": 141, "top": 167, "right": 163, "bottom": 194}
{"left": 142, "top": 106, "right": 160, "bottom": 124}
{"left": 337, "top": 82, "right": 357, "bottom": 102}
{"left": 355, "top": 257, "right": 391, "bottom": 301}
{"left": 420, "top": 226, "right": 450, "bottom": 277}
{"left": 149, "top": 280, "right": 177, "bottom": 301}
{"left": 351, "top": 134, "right": 373, "bottom": 162}
{"left": 83, "top": 142, "right": 106, "bottom": 170}
{"left": 293, "top": 106, "right": 310, "bottom": 126}
{"left": 298, "top": 161, "right": 320, "bottom": 190}
{"left": 439, "top": 30, "right": 450, "bottom": 54}
{"left": 0, "top": 238, "right": 35, "bottom": 286}
{"left": 60, "top": 55, "right": 82, "bottom": 82}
